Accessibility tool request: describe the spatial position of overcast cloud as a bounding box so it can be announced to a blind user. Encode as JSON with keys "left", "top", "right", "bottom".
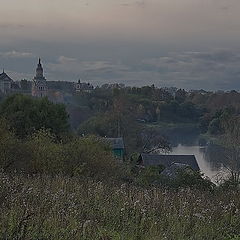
{"left": 1, "top": 0, "right": 240, "bottom": 90}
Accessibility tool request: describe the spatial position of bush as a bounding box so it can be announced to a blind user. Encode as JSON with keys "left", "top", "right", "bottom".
{"left": 0, "top": 94, "right": 69, "bottom": 138}
{"left": 25, "top": 129, "right": 64, "bottom": 174}
{"left": 135, "top": 165, "right": 214, "bottom": 190}
{"left": 0, "top": 119, "right": 21, "bottom": 170}
{"left": 62, "top": 135, "right": 121, "bottom": 179}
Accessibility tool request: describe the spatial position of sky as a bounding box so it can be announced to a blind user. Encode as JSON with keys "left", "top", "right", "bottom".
{"left": 1, "top": 0, "right": 240, "bottom": 90}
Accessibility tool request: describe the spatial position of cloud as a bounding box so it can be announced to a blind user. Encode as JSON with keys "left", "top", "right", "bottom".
{"left": 140, "top": 49, "right": 240, "bottom": 89}
{"left": 58, "top": 56, "right": 77, "bottom": 63}
{"left": 0, "top": 23, "right": 25, "bottom": 29}
{"left": 3, "top": 49, "right": 240, "bottom": 90}
{"left": 0, "top": 50, "right": 34, "bottom": 58}
{"left": 39, "top": 49, "right": 240, "bottom": 90}
{"left": 48, "top": 56, "right": 129, "bottom": 76}
{"left": 120, "top": 0, "right": 145, "bottom": 7}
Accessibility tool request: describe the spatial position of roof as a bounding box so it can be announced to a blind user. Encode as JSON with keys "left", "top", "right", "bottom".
{"left": 139, "top": 153, "right": 200, "bottom": 171}
{"left": 0, "top": 72, "right": 13, "bottom": 82}
{"left": 105, "top": 138, "right": 125, "bottom": 149}
{"left": 161, "top": 163, "right": 194, "bottom": 178}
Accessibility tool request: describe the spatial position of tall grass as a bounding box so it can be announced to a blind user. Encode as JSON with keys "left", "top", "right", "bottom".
{"left": 1, "top": 172, "right": 240, "bottom": 240}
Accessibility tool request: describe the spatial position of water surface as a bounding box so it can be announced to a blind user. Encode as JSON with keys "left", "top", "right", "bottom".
{"left": 172, "top": 144, "right": 221, "bottom": 181}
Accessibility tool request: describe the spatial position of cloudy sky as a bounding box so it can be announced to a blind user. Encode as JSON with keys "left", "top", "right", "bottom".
{"left": 1, "top": 0, "right": 240, "bottom": 90}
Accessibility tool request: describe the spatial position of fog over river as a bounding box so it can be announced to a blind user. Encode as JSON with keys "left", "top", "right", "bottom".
{"left": 161, "top": 126, "right": 226, "bottom": 182}
{"left": 171, "top": 144, "right": 223, "bottom": 181}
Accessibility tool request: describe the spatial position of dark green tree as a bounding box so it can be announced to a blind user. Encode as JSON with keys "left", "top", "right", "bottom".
{"left": 0, "top": 94, "right": 69, "bottom": 138}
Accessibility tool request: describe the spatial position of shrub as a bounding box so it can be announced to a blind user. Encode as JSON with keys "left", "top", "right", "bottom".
{"left": 0, "top": 94, "right": 69, "bottom": 138}
{"left": 0, "top": 119, "right": 22, "bottom": 170}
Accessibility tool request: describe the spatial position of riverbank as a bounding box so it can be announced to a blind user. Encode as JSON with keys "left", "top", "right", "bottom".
{"left": 199, "top": 133, "right": 221, "bottom": 145}
{"left": 142, "top": 121, "right": 200, "bottom": 146}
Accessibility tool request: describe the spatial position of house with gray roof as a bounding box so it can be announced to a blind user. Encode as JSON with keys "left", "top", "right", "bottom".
{"left": 161, "top": 163, "right": 195, "bottom": 179}
{"left": 138, "top": 153, "right": 200, "bottom": 171}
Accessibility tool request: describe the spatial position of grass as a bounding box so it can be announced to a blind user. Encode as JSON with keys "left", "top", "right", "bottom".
{"left": 1, "top": 172, "right": 240, "bottom": 240}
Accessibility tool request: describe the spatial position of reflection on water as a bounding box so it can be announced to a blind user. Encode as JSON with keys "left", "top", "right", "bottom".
{"left": 172, "top": 144, "right": 221, "bottom": 180}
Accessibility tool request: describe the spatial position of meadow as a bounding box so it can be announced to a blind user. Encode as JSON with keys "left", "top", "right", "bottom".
{"left": 1, "top": 172, "right": 240, "bottom": 240}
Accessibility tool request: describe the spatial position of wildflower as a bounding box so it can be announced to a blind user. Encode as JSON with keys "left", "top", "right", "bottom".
{"left": 193, "top": 213, "right": 205, "bottom": 220}
{"left": 134, "top": 200, "right": 140, "bottom": 207}
{"left": 141, "top": 208, "right": 147, "bottom": 214}
{"left": 83, "top": 220, "right": 91, "bottom": 236}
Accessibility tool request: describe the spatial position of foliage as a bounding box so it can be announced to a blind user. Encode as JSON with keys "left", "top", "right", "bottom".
{"left": 155, "top": 100, "right": 203, "bottom": 122}
{"left": 219, "top": 116, "right": 240, "bottom": 184}
{"left": 62, "top": 135, "right": 120, "bottom": 179}
{"left": 208, "top": 118, "right": 222, "bottom": 135}
{"left": 199, "top": 113, "right": 212, "bottom": 133}
{"left": 78, "top": 91, "right": 142, "bottom": 154}
{"left": 199, "top": 108, "right": 233, "bottom": 135}
{"left": 170, "top": 169, "right": 214, "bottom": 190}
{"left": 135, "top": 165, "right": 214, "bottom": 190}
{"left": 0, "top": 119, "right": 21, "bottom": 170}
{"left": 140, "top": 128, "right": 171, "bottom": 154}
{"left": 78, "top": 113, "right": 117, "bottom": 137}
{"left": 25, "top": 129, "right": 64, "bottom": 174}
{"left": 0, "top": 121, "right": 121, "bottom": 180}
{"left": 134, "top": 166, "right": 164, "bottom": 186}
{"left": 0, "top": 94, "right": 69, "bottom": 138}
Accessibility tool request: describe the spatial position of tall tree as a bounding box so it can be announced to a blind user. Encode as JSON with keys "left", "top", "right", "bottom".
{"left": 0, "top": 94, "right": 69, "bottom": 138}
{"left": 220, "top": 115, "right": 240, "bottom": 184}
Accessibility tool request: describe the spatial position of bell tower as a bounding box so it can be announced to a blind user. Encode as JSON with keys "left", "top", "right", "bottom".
{"left": 32, "top": 58, "right": 48, "bottom": 97}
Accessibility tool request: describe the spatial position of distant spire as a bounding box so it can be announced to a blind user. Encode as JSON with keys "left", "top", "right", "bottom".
{"left": 38, "top": 58, "right": 41, "bottom": 65}
{"left": 2, "top": 68, "right": 4, "bottom": 73}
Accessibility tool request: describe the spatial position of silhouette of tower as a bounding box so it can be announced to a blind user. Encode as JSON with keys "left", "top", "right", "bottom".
{"left": 32, "top": 58, "right": 48, "bottom": 97}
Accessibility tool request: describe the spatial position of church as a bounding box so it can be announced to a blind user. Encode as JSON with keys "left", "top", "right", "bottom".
{"left": 0, "top": 58, "right": 93, "bottom": 98}
{"left": 0, "top": 59, "right": 48, "bottom": 96}
{"left": 32, "top": 58, "right": 48, "bottom": 97}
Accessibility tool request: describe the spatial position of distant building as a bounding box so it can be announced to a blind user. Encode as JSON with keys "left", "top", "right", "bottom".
{"left": 19, "top": 79, "right": 32, "bottom": 94}
{"left": 101, "top": 83, "right": 125, "bottom": 89}
{"left": 189, "top": 89, "right": 208, "bottom": 95}
{"left": 138, "top": 153, "right": 200, "bottom": 171}
{"left": 0, "top": 70, "right": 32, "bottom": 95}
{"left": 0, "top": 70, "right": 13, "bottom": 94}
{"left": 105, "top": 137, "right": 125, "bottom": 160}
{"left": 163, "top": 87, "right": 178, "bottom": 97}
{"left": 11, "top": 81, "right": 21, "bottom": 93}
{"left": 32, "top": 58, "right": 48, "bottom": 97}
{"left": 75, "top": 79, "right": 93, "bottom": 93}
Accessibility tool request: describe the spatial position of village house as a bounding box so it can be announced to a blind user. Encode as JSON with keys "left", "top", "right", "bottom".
{"left": 138, "top": 153, "right": 200, "bottom": 171}
{"left": 105, "top": 137, "right": 125, "bottom": 161}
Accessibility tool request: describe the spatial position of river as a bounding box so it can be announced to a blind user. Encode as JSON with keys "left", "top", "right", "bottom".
{"left": 171, "top": 144, "right": 223, "bottom": 181}
{"left": 157, "top": 124, "right": 226, "bottom": 182}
